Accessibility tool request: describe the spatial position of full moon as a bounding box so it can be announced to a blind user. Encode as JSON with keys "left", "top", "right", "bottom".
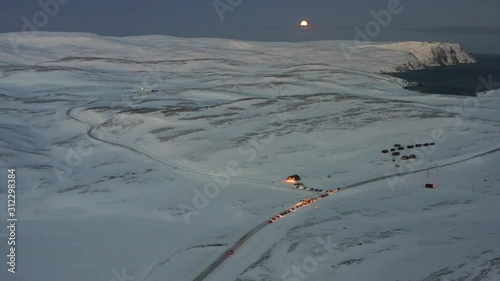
{"left": 300, "top": 20, "right": 308, "bottom": 27}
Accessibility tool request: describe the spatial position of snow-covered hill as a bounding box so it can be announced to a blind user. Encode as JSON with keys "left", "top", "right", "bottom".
{"left": 375, "top": 41, "right": 477, "bottom": 72}
{"left": 0, "top": 33, "right": 499, "bottom": 281}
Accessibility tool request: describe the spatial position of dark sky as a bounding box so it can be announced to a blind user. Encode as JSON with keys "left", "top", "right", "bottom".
{"left": 2, "top": 0, "right": 500, "bottom": 53}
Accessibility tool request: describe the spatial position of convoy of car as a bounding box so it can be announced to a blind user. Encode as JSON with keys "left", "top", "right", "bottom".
{"left": 268, "top": 197, "right": 318, "bottom": 223}
{"left": 268, "top": 185, "right": 341, "bottom": 224}
{"left": 290, "top": 183, "right": 337, "bottom": 195}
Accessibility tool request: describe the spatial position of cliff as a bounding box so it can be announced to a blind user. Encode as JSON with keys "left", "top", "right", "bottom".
{"left": 375, "top": 41, "right": 477, "bottom": 72}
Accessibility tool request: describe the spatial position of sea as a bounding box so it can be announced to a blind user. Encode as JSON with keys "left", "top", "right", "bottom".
{"left": 388, "top": 54, "right": 500, "bottom": 96}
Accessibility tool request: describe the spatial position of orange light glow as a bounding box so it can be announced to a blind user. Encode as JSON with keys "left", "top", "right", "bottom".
{"left": 300, "top": 20, "right": 308, "bottom": 27}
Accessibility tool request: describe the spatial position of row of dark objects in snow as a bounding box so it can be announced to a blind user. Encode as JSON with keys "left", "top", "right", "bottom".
{"left": 391, "top": 152, "right": 417, "bottom": 160}
{"left": 293, "top": 182, "right": 340, "bottom": 194}
{"left": 382, "top": 142, "right": 435, "bottom": 155}
{"left": 401, "top": 154, "right": 417, "bottom": 160}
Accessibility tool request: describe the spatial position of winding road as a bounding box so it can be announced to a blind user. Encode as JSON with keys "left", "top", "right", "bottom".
{"left": 193, "top": 145, "right": 500, "bottom": 281}
{"left": 67, "top": 105, "right": 500, "bottom": 281}
{"left": 66, "top": 107, "right": 274, "bottom": 186}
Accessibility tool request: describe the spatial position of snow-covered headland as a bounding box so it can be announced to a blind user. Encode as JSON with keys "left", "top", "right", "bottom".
{"left": 375, "top": 41, "right": 477, "bottom": 72}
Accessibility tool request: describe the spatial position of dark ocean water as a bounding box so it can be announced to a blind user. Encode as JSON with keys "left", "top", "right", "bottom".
{"left": 388, "top": 54, "right": 500, "bottom": 96}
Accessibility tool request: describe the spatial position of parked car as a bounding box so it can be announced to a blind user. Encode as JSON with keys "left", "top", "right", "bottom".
{"left": 425, "top": 183, "right": 437, "bottom": 189}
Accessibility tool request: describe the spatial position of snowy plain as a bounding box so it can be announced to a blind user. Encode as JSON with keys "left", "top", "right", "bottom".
{"left": 0, "top": 33, "right": 499, "bottom": 281}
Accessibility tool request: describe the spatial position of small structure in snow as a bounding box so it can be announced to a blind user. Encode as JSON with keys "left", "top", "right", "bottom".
{"left": 287, "top": 174, "right": 301, "bottom": 182}
{"left": 425, "top": 183, "right": 438, "bottom": 189}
